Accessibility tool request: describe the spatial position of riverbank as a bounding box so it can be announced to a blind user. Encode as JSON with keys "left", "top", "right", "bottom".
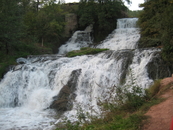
{"left": 55, "top": 76, "right": 173, "bottom": 130}
{"left": 143, "top": 77, "right": 173, "bottom": 130}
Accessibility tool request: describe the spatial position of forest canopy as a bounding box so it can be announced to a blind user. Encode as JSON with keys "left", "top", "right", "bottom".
{"left": 0, "top": 0, "right": 129, "bottom": 78}
{"left": 138, "top": 0, "right": 173, "bottom": 61}
{"left": 0, "top": 0, "right": 129, "bottom": 56}
{"left": 77, "top": 0, "right": 128, "bottom": 42}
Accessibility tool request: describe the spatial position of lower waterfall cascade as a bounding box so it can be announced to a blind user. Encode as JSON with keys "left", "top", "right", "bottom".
{"left": 0, "top": 18, "right": 172, "bottom": 130}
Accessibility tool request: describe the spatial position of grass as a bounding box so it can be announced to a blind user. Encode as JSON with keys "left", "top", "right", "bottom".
{"left": 66, "top": 47, "right": 109, "bottom": 57}
{"left": 145, "top": 79, "right": 161, "bottom": 98}
{"left": 55, "top": 79, "right": 165, "bottom": 130}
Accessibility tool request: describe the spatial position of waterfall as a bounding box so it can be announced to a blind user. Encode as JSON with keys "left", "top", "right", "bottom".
{"left": 58, "top": 25, "right": 93, "bottom": 55}
{"left": 97, "top": 18, "right": 140, "bottom": 50}
{"left": 0, "top": 18, "right": 171, "bottom": 130}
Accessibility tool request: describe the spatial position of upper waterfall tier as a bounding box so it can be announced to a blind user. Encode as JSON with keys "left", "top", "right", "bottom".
{"left": 117, "top": 18, "right": 138, "bottom": 29}
{"left": 58, "top": 18, "right": 140, "bottom": 54}
{"left": 58, "top": 30, "right": 92, "bottom": 55}
{"left": 97, "top": 18, "right": 140, "bottom": 50}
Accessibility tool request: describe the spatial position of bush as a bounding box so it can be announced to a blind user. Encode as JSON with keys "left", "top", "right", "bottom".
{"left": 121, "top": 86, "right": 146, "bottom": 112}
{"left": 145, "top": 79, "right": 161, "bottom": 99}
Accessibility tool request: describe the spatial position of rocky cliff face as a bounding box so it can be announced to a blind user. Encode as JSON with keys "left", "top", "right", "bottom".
{"left": 147, "top": 51, "right": 173, "bottom": 80}
{"left": 64, "top": 13, "right": 78, "bottom": 37}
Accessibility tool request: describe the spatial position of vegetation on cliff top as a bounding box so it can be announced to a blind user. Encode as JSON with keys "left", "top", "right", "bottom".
{"left": 66, "top": 47, "right": 108, "bottom": 57}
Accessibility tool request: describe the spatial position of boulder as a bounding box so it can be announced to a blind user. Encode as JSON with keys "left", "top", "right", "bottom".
{"left": 50, "top": 69, "right": 81, "bottom": 114}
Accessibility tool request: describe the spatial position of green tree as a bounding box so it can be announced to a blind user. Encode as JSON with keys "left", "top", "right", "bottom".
{"left": 78, "top": 0, "right": 128, "bottom": 42}
{"left": 37, "top": 3, "right": 65, "bottom": 46}
{"left": 160, "top": 1, "right": 173, "bottom": 61}
{"left": 24, "top": 3, "right": 65, "bottom": 46}
{"left": 138, "top": 0, "right": 173, "bottom": 61}
{"left": 0, "top": 0, "right": 25, "bottom": 54}
{"left": 138, "top": 0, "right": 163, "bottom": 48}
{"left": 33, "top": 0, "right": 57, "bottom": 12}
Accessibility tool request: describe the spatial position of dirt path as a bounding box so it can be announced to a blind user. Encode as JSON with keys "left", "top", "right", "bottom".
{"left": 142, "top": 77, "right": 173, "bottom": 130}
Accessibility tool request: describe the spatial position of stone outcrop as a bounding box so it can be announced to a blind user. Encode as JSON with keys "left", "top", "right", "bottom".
{"left": 50, "top": 69, "right": 81, "bottom": 115}
{"left": 64, "top": 13, "right": 78, "bottom": 37}
{"left": 147, "top": 51, "right": 173, "bottom": 79}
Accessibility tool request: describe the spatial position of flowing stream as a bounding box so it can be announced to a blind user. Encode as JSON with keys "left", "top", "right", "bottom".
{"left": 0, "top": 18, "right": 171, "bottom": 130}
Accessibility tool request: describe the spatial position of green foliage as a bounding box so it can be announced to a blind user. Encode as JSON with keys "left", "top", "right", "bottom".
{"left": 0, "top": 51, "right": 19, "bottom": 78}
{"left": 77, "top": 0, "right": 128, "bottom": 42}
{"left": 66, "top": 47, "right": 109, "bottom": 57}
{"left": 55, "top": 71, "right": 163, "bottom": 130}
{"left": 138, "top": 1, "right": 162, "bottom": 48}
{"left": 80, "top": 114, "right": 147, "bottom": 130}
{"left": 120, "top": 86, "right": 146, "bottom": 112}
{"left": 138, "top": 0, "right": 173, "bottom": 61}
{"left": 139, "top": 98, "right": 163, "bottom": 112}
{"left": 0, "top": 0, "right": 131, "bottom": 77}
{"left": 0, "top": 0, "right": 25, "bottom": 54}
{"left": 24, "top": 3, "right": 65, "bottom": 46}
{"left": 113, "top": 70, "right": 146, "bottom": 112}
{"left": 127, "top": 10, "right": 142, "bottom": 18}
{"left": 0, "top": 0, "right": 37, "bottom": 76}
{"left": 56, "top": 113, "right": 147, "bottom": 130}
{"left": 0, "top": 1, "right": 69, "bottom": 78}
{"left": 61, "top": 3, "right": 79, "bottom": 14}
{"left": 56, "top": 120, "right": 80, "bottom": 130}
{"left": 0, "top": 41, "right": 52, "bottom": 78}
{"left": 145, "top": 79, "right": 161, "bottom": 98}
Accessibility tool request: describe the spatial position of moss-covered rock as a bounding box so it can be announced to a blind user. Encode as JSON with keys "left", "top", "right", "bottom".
{"left": 66, "top": 47, "right": 109, "bottom": 57}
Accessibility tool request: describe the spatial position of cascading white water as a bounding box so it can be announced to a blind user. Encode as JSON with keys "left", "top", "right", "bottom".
{"left": 58, "top": 18, "right": 140, "bottom": 54}
{"left": 0, "top": 18, "right": 166, "bottom": 130}
{"left": 58, "top": 25, "right": 93, "bottom": 55}
{"left": 97, "top": 18, "right": 140, "bottom": 50}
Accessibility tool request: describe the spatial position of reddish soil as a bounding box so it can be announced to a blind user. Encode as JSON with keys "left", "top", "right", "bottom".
{"left": 142, "top": 77, "right": 173, "bottom": 130}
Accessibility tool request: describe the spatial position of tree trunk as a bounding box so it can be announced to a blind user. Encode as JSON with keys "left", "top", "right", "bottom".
{"left": 37, "top": 0, "right": 39, "bottom": 12}
{"left": 5, "top": 42, "right": 9, "bottom": 55}
{"left": 42, "top": 37, "right": 44, "bottom": 47}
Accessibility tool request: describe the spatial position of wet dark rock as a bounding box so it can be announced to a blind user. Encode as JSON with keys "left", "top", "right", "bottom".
{"left": 12, "top": 65, "right": 23, "bottom": 71}
{"left": 50, "top": 85, "right": 71, "bottom": 111}
{"left": 16, "top": 58, "right": 27, "bottom": 64}
{"left": 50, "top": 69, "right": 81, "bottom": 114}
{"left": 27, "top": 54, "right": 63, "bottom": 63}
{"left": 147, "top": 51, "right": 173, "bottom": 79}
{"left": 106, "top": 50, "right": 134, "bottom": 84}
{"left": 100, "top": 50, "right": 115, "bottom": 59}
{"left": 0, "top": 65, "right": 15, "bottom": 79}
{"left": 116, "top": 50, "right": 134, "bottom": 84}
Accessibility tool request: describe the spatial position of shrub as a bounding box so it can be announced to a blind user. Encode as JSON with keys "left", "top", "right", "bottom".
{"left": 145, "top": 79, "right": 161, "bottom": 99}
